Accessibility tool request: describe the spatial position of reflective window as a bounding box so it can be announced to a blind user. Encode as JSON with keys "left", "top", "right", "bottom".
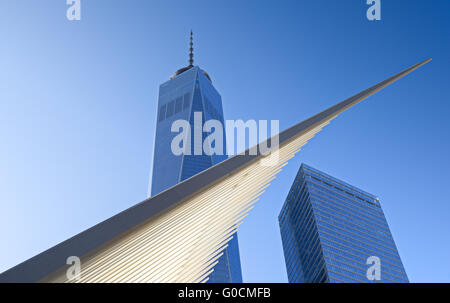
{"left": 175, "top": 97, "right": 183, "bottom": 114}
{"left": 158, "top": 104, "right": 166, "bottom": 122}
{"left": 166, "top": 100, "right": 175, "bottom": 118}
{"left": 183, "top": 92, "right": 191, "bottom": 109}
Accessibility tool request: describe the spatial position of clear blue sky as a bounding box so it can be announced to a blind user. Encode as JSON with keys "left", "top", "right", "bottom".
{"left": 1, "top": 1, "right": 449, "bottom": 282}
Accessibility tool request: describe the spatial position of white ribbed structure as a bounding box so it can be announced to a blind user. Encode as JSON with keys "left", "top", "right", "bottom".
{"left": 53, "top": 120, "right": 330, "bottom": 283}
{"left": 0, "top": 58, "right": 428, "bottom": 283}
{"left": 38, "top": 58, "right": 431, "bottom": 283}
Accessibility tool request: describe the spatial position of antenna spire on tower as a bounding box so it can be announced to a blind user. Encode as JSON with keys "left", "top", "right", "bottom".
{"left": 189, "top": 30, "right": 194, "bottom": 67}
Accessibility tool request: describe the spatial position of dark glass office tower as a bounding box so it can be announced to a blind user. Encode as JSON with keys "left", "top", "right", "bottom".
{"left": 149, "top": 33, "right": 242, "bottom": 283}
{"left": 279, "top": 164, "right": 408, "bottom": 283}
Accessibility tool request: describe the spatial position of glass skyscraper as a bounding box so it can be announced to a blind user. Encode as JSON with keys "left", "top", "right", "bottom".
{"left": 279, "top": 164, "right": 408, "bottom": 283}
{"left": 149, "top": 33, "right": 242, "bottom": 282}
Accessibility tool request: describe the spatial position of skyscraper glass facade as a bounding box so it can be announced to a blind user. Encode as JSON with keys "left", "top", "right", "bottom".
{"left": 279, "top": 164, "right": 408, "bottom": 283}
{"left": 150, "top": 66, "right": 242, "bottom": 282}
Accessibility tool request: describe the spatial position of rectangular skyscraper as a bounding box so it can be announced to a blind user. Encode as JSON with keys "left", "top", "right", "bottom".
{"left": 150, "top": 63, "right": 242, "bottom": 283}
{"left": 279, "top": 164, "right": 408, "bottom": 283}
